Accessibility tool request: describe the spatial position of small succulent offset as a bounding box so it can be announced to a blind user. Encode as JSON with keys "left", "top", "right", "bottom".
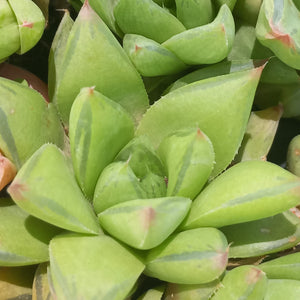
{"left": 0, "top": 0, "right": 300, "bottom": 299}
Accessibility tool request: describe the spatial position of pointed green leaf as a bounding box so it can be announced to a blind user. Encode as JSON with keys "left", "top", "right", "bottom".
{"left": 145, "top": 228, "right": 228, "bottom": 284}
{"left": 49, "top": 234, "right": 145, "bottom": 300}
{"left": 7, "top": 144, "right": 101, "bottom": 235}
{"left": 158, "top": 128, "right": 215, "bottom": 199}
{"left": 211, "top": 265, "right": 267, "bottom": 300}
{"left": 0, "top": 198, "right": 60, "bottom": 266}
{"left": 51, "top": 2, "right": 149, "bottom": 125}
{"left": 123, "top": 34, "right": 187, "bottom": 77}
{"left": 8, "top": 0, "right": 45, "bottom": 54}
{"left": 264, "top": 279, "right": 300, "bottom": 300}
{"left": 98, "top": 197, "right": 191, "bottom": 249}
{"left": 221, "top": 211, "right": 300, "bottom": 258}
{"left": 162, "top": 5, "right": 235, "bottom": 65}
{"left": 256, "top": 0, "right": 300, "bottom": 69}
{"left": 114, "top": 0, "right": 186, "bottom": 43}
{"left": 183, "top": 161, "right": 300, "bottom": 229}
{"left": 69, "top": 87, "right": 134, "bottom": 199}
{"left": 137, "top": 66, "right": 264, "bottom": 178}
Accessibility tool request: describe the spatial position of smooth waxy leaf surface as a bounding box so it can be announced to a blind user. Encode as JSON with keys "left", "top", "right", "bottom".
{"left": 137, "top": 66, "right": 264, "bottom": 178}
{"left": 51, "top": 1, "right": 149, "bottom": 124}
{"left": 221, "top": 211, "right": 300, "bottom": 258}
{"left": 114, "top": 0, "right": 186, "bottom": 43}
{"left": 98, "top": 197, "right": 191, "bottom": 249}
{"left": 0, "top": 198, "right": 60, "bottom": 266}
{"left": 69, "top": 87, "right": 134, "bottom": 199}
{"left": 162, "top": 5, "right": 235, "bottom": 65}
{"left": 8, "top": 144, "right": 101, "bottom": 235}
{"left": 211, "top": 265, "right": 267, "bottom": 300}
{"left": 287, "top": 134, "right": 300, "bottom": 176}
{"left": 145, "top": 228, "right": 228, "bottom": 284}
{"left": 158, "top": 128, "right": 215, "bottom": 199}
{"left": 49, "top": 234, "right": 145, "bottom": 300}
{"left": 264, "top": 279, "right": 300, "bottom": 300}
{"left": 256, "top": 0, "right": 300, "bottom": 69}
{"left": 259, "top": 252, "right": 300, "bottom": 280}
{"left": 0, "top": 77, "right": 64, "bottom": 169}
{"left": 183, "top": 160, "right": 300, "bottom": 229}
{"left": 123, "top": 34, "right": 187, "bottom": 77}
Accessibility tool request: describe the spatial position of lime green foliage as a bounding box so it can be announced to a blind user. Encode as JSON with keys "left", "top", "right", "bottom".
{"left": 221, "top": 211, "right": 300, "bottom": 257}
{"left": 49, "top": 234, "right": 145, "bottom": 300}
{"left": 0, "top": 198, "right": 59, "bottom": 266}
{"left": 176, "top": 0, "right": 215, "bottom": 29}
{"left": 145, "top": 228, "right": 228, "bottom": 284}
{"left": 32, "top": 263, "right": 52, "bottom": 300}
{"left": 158, "top": 128, "right": 215, "bottom": 199}
{"left": 211, "top": 265, "right": 267, "bottom": 300}
{"left": 123, "top": 34, "right": 187, "bottom": 77}
{"left": 50, "top": 2, "right": 149, "bottom": 125}
{"left": 264, "top": 279, "right": 300, "bottom": 300}
{"left": 162, "top": 5, "right": 235, "bottom": 64}
{"left": 259, "top": 252, "right": 300, "bottom": 280}
{"left": 287, "top": 135, "right": 300, "bottom": 176}
{"left": 7, "top": 144, "right": 101, "bottom": 235}
{"left": 183, "top": 161, "right": 300, "bottom": 229}
{"left": 137, "top": 66, "right": 263, "bottom": 178}
{"left": 137, "top": 285, "right": 165, "bottom": 300}
{"left": 234, "top": 105, "right": 282, "bottom": 162}
{"left": 69, "top": 87, "right": 134, "bottom": 199}
{"left": 114, "top": 0, "right": 186, "bottom": 43}
{"left": 98, "top": 197, "right": 191, "bottom": 249}
{"left": 213, "top": 0, "right": 238, "bottom": 10}
{"left": 256, "top": 0, "right": 300, "bottom": 69}
{"left": 0, "top": 77, "right": 64, "bottom": 169}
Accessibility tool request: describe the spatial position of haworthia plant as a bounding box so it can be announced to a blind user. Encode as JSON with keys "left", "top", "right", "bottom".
{"left": 69, "top": 87, "right": 134, "bottom": 199}
{"left": 49, "top": 234, "right": 145, "bottom": 300}
{"left": 256, "top": 0, "right": 300, "bottom": 69}
{"left": 158, "top": 128, "right": 215, "bottom": 199}
{"left": 98, "top": 196, "right": 191, "bottom": 249}
{"left": 182, "top": 160, "right": 300, "bottom": 229}
{"left": 7, "top": 144, "right": 101, "bottom": 235}
{"left": 137, "top": 65, "right": 264, "bottom": 178}
{"left": 145, "top": 228, "right": 228, "bottom": 284}
{"left": 211, "top": 265, "right": 267, "bottom": 300}
{"left": 49, "top": 2, "right": 149, "bottom": 125}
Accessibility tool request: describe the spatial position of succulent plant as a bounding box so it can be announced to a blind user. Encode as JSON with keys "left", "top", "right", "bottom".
{"left": 0, "top": 0, "right": 300, "bottom": 299}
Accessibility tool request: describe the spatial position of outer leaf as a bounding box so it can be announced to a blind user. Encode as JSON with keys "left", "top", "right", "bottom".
{"left": 7, "top": 144, "right": 101, "bottom": 235}
{"left": 211, "top": 265, "right": 267, "bottom": 300}
{"left": 258, "top": 252, "right": 300, "bottom": 280}
{"left": 98, "top": 197, "right": 191, "bottom": 249}
{"left": 69, "top": 87, "right": 134, "bottom": 199}
{"left": 8, "top": 0, "right": 45, "bottom": 54}
{"left": 162, "top": 4, "right": 235, "bottom": 65}
{"left": 0, "top": 77, "right": 64, "bottom": 169}
{"left": 256, "top": 0, "right": 300, "bottom": 69}
{"left": 183, "top": 160, "right": 300, "bottom": 229}
{"left": 234, "top": 105, "right": 282, "bottom": 162}
{"left": 137, "top": 66, "right": 264, "bottom": 178}
{"left": 264, "top": 279, "right": 300, "bottom": 300}
{"left": 123, "top": 34, "right": 187, "bottom": 77}
{"left": 287, "top": 135, "right": 300, "bottom": 176}
{"left": 145, "top": 228, "right": 228, "bottom": 284}
{"left": 51, "top": 2, "right": 149, "bottom": 125}
{"left": 158, "top": 128, "right": 215, "bottom": 199}
{"left": 49, "top": 234, "right": 145, "bottom": 300}
{"left": 0, "top": 198, "right": 60, "bottom": 266}
{"left": 220, "top": 211, "right": 300, "bottom": 258}
{"left": 114, "top": 0, "right": 186, "bottom": 43}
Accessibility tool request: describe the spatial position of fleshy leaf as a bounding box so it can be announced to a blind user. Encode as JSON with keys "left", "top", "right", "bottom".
{"left": 49, "top": 233, "right": 145, "bottom": 300}
{"left": 98, "top": 197, "right": 191, "bottom": 249}
{"left": 183, "top": 160, "right": 300, "bottom": 229}
{"left": 7, "top": 144, "right": 101, "bottom": 235}
{"left": 162, "top": 4, "right": 235, "bottom": 65}
{"left": 264, "top": 279, "right": 300, "bottom": 300}
{"left": 0, "top": 152, "right": 17, "bottom": 191}
{"left": 32, "top": 263, "right": 53, "bottom": 300}
{"left": 0, "top": 198, "right": 60, "bottom": 266}
{"left": 287, "top": 135, "right": 300, "bottom": 176}
{"left": 137, "top": 285, "right": 165, "bottom": 300}
{"left": 137, "top": 65, "right": 264, "bottom": 178}
{"left": 145, "top": 228, "right": 228, "bottom": 284}
{"left": 158, "top": 128, "right": 215, "bottom": 199}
